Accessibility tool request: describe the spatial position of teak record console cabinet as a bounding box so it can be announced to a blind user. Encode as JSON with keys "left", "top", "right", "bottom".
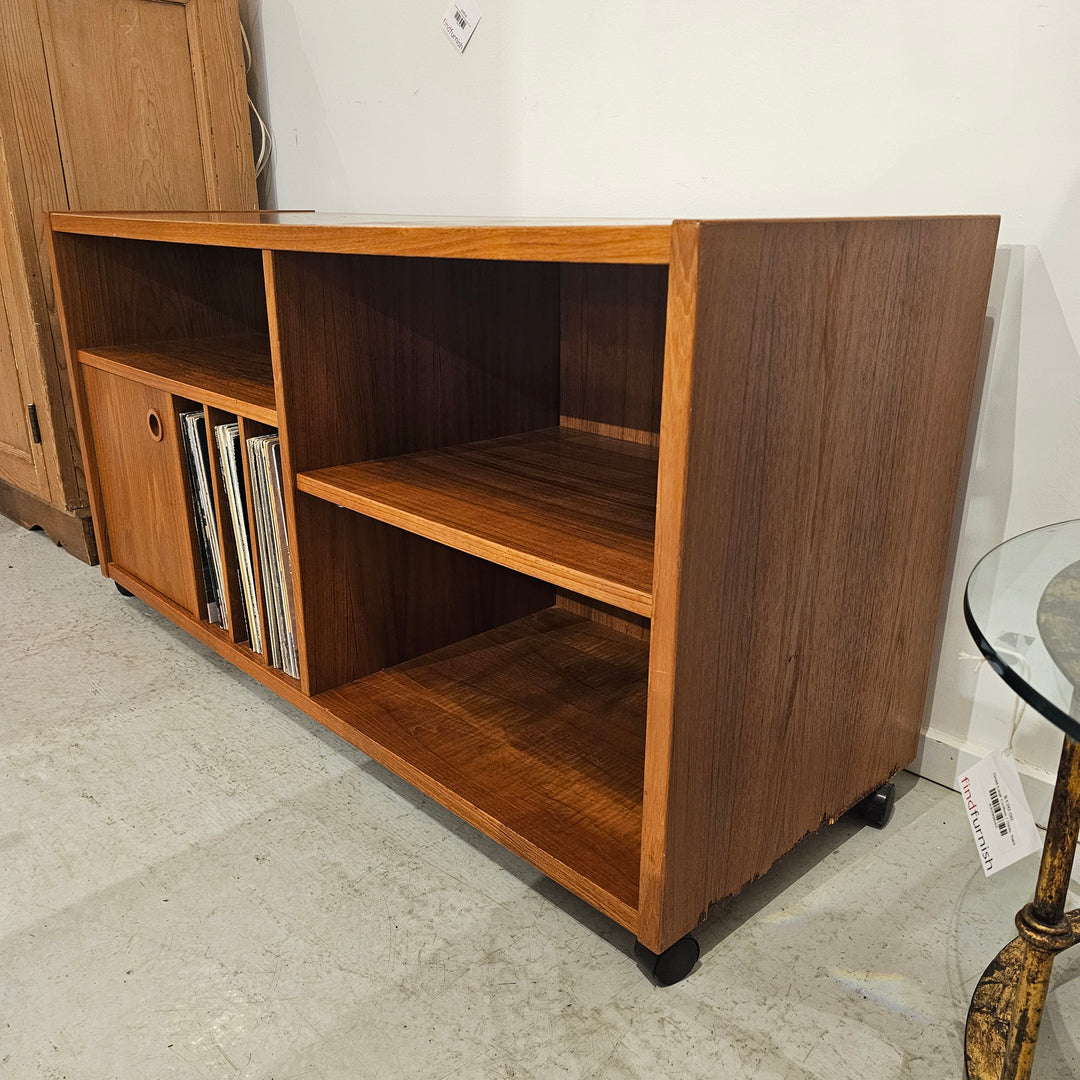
{"left": 48, "top": 210, "right": 998, "bottom": 978}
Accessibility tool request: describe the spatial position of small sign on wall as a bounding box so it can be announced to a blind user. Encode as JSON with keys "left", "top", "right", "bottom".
{"left": 443, "top": 1, "right": 482, "bottom": 53}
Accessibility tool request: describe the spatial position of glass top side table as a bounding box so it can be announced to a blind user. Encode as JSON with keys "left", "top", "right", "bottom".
{"left": 964, "top": 520, "right": 1080, "bottom": 1080}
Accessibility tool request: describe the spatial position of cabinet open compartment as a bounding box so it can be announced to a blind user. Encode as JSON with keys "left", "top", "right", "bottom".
{"left": 50, "top": 211, "right": 1000, "bottom": 961}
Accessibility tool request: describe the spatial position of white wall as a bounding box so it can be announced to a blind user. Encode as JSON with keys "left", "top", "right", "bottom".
{"left": 240, "top": 0, "right": 1080, "bottom": 815}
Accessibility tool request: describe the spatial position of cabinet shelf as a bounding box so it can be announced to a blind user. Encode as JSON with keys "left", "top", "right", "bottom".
{"left": 314, "top": 606, "right": 646, "bottom": 925}
{"left": 297, "top": 427, "right": 658, "bottom": 617}
{"left": 78, "top": 333, "right": 276, "bottom": 424}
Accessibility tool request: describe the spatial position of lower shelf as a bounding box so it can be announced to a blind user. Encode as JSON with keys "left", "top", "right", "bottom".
{"left": 314, "top": 606, "right": 647, "bottom": 928}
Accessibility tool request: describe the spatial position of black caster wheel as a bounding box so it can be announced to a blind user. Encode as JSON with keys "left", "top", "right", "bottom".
{"left": 115, "top": 582, "right": 134, "bottom": 597}
{"left": 855, "top": 781, "right": 895, "bottom": 829}
{"left": 634, "top": 935, "right": 700, "bottom": 986}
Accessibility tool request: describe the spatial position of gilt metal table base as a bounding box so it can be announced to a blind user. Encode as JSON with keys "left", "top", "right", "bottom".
{"left": 964, "top": 735, "right": 1080, "bottom": 1080}
{"left": 965, "top": 910, "right": 1080, "bottom": 1079}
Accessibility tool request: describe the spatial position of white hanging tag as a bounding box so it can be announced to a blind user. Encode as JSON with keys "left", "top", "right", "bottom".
{"left": 958, "top": 751, "right": 1042, "bottom": 876}
{"left": 442, "top": 1, "right": 482, "bottom": 53}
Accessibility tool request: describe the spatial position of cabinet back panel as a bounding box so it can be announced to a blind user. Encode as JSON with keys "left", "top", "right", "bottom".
{"left": 559, "top": 264, "right": 667, "bottom": 446}
{"left": 50, "top": 233, "right": 267, "bottom": 352}
{"left": 268, "top": 251, "right": 560, "bottom": 473}
{"left": 555, "top": 590, "right": 651, "bottom": 643}
{"left": 295, "top": 498, "right": 553, "bottom": 693}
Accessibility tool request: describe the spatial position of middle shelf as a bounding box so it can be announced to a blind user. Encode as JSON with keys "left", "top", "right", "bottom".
{"left": 78, "top": 333, "right": 277, "bottom": 425}
{"left": 297, "top": 427, "right": 659, "bottom": 617}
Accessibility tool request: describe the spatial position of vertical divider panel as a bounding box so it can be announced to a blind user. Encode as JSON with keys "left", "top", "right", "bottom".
{"left": 204, "top": 405, "right": 246, "bottom": 645}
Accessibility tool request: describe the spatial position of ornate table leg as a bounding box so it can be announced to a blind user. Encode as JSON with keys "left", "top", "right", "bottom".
{"left": 965, "top": 735, "right": 1080, "bottom": 1080}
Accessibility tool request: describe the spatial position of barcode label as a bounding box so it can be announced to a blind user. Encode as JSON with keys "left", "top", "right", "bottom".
{"left": 442, "top": 0, "right": 481, "bottom": 52}
{"left": 959, "top": 751, "right": 1041, "bottom": 876}
{"left": 988, "top": 786, "right": 1009, "bottom": 836}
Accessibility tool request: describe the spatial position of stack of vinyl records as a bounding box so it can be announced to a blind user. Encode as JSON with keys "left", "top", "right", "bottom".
{"left": 180, "top": 410, "right": 229, "bottom": 629}
{"left": 247, "top": 433, "right": 299, "bottom": 678}
{"left": 214, "top": 423, "right": 262, "bottom": 654}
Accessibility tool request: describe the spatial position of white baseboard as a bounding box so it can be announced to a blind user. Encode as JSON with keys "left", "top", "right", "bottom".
{"left": 912, "top": 727, "right": 1056, "bottom": 827}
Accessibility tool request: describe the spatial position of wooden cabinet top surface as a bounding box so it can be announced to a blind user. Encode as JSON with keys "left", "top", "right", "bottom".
{"left": 47, "top": 210, "right": 998, "bottom": 264}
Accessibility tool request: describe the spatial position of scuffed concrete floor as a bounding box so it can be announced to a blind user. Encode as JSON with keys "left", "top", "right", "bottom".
{"left": 1, "top": 516, "right": 1077, "bottom": 1080}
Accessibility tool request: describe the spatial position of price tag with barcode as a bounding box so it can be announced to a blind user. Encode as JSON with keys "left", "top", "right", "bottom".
{"left": 442, "top": 1, "right": 482, "bottom": 53}
{"left": 958, "top": 751, "right": 1042, "bottom": 876}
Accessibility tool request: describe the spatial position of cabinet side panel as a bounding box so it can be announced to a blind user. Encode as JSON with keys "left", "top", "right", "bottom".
{"left": 266, "top": 251, "right": 560, "bottom": 694}
{"left": 643, "top": 217, "right": 999, "bottom": 948}
{"left": 638, "top": 222, "right": 701, "bottom": 952}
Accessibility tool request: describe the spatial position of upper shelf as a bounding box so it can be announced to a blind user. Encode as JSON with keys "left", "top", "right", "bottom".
{"left": 78, "top": 334, "right": 276, "bottom": 425}
{"left": 49, "top": 211, "right": 674, "bottom": 264}
{"left": 297, "top": 427, "right": 658, "bottom": 617}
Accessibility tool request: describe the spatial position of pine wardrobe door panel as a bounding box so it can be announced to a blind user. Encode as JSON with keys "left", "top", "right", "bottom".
{"left": 0, "top": 276, "right": 50, "bottom": 497}
{"left": 37, "top": 0, "right": 212, "bottom": 212}
{"left": 82, "top": 365, "right": 201, "bottom": 613}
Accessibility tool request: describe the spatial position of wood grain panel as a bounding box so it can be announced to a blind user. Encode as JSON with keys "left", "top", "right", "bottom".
{"left": 560, "top": 264, "right": 668, "bottom": 443}
{"left": 49, "top": 233, "right": 267, "bottom": 353}
{"left": 0, "top": 2, "right": 81, "bottom": 505}
{"left": 82, "top": 366, "right": 200, "bottom": 613}
{"left": 0, "top": 38, "right": 59, "bottom": 501}
{"left": 317, "top": 606, "right": 646, "bottom": 925}
{"left": 267, "top": 250, "right": 562, "bottom": 694}
{"left": 638, "top": 221, "right": 700, "bottom": 952}
{"left": 639, "top": 217, "right": 999, "bottom": 951}
{"left": 183, "top": 0, "right": 258, "bottom": 211}
{"left": 297, "top": 428, "right": 657, "bottom": 616}
{"left": 555, "top": 591, "right": 651, "bottom": 643}
{"left": 79, "top": 334, "right": 276, "bottom": 424}
{"left": 38, "top": 0, "right": 210, "bottom": 211}
{"left": 51, "top": 211, "right": 674, "bottom": 263}
{"left": 292, "top": 497, "right": 554, "bottom": 696}
{"left": 0, "top": 275, "right": 42, "bottom": 495}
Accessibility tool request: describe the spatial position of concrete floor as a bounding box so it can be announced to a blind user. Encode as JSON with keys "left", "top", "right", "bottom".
{"left": 1, "top": 515, "right": 1078, "bottom": 1080}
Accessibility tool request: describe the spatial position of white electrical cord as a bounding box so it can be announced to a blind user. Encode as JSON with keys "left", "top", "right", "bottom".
{"left": 960, "top": 646, "right": 1030, "bottom": 756}
{"left": 240, "top": 20, "right": 273, "bottom": 180}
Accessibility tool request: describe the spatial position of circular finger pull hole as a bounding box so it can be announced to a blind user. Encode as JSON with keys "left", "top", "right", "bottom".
{"left": 147, "top": 409, "right": 163, "bottom": 442}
